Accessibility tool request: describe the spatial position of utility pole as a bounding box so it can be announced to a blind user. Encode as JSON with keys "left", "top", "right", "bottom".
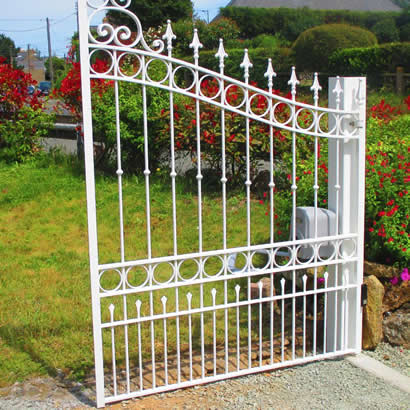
{"left": 9, "top": 45, "right": 13, "bottom": 66}
{"left": 199, "top": 9, "right": 210, "bottom": 24}
{"left": 46, "top": 17, "right": 54, "bottom": 85}
{"left": 27, "top": 44, "right": 31, "bottom": 76}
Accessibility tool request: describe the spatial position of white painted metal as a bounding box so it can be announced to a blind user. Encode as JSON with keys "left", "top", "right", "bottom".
{"left": 78, "top": 1, "right": 366, "bottom": 407}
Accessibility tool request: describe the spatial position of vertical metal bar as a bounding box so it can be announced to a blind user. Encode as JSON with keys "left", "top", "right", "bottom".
{"left": 175, "top": 287, "right": 181, "bottom": 383}
{"left": 187, "top": 293, "right": 193, "bottom": 381}
{"left": 218, "top": 43, "right": 229, "bottom": 376}
{"left": 235, "top": 285, "right": 240, "bottom": 371}
{"left": 289, "top": 68, "right": 298, "bottom": 362}
{"left": 212, "top": 289, "right": 217, "bottom": 376}
{"left": 114, "top": 77, "right": 131, "bottom": 394}
{"left": 136, "top": 300, "right": 143, "bottom": 391}
{"left": 150, "top": 289, "right": 156, "bottom": 388}
{"left": 161, "top": 297, "right": 168, "bottom": 386}
{"left": 109, "top": 304, "right": 117, "bottom": 396}
{"left": 270, "top": 272, "right": 274, "bottom": 365}
{"left": 303, "top": 275, "right": 307, "bottom": 358}
{"left": 323, "top": 272, "right": 328, "bottom": 354}
{"left": 77, "top": 1, "right": 104, "bottom": 405}
{"left": 281, "top": 278, "right": 285, "bottom": 362}
{"left": 142, "top": 62, "right": 152, "bottom": 260}
{"left": 258, "top": 281, "right": 263, "bottom": 367}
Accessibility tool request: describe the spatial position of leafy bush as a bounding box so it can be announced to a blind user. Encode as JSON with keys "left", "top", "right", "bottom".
{"left": 0, "top": 57, "right": 53, "bottom": 162}
{"left": 173, "top": 18, "right": 240, "bottom": 57}
{"left": 329, "top": 42, "right": 410, "bottom": 75}
{"left": 372, "top": 18, "right": 400, "bottom": 43}
{"left": 365, "top": 107, "right": 409, "bottom": 267}
{"left": 399, "top": 22, "right": 410, "bottom": 41}
{"left": 251, "top": 34, "right": 290, "bottom": 51}
{"left": 193, "top": 47, "right": 294, "bottom": 88}
{"left": 55, "top": 55, "right": 169, "bottom": 174}
{"left": 220, "top": 6, "right": 401, "bottom": 41}
{"left": 292, "top": 24, "right": 377, "bottom": 72}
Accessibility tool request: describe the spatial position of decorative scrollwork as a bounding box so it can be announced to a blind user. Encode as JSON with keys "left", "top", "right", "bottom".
{"left": 87, "top": 0, "right": 165, "bottom": 53}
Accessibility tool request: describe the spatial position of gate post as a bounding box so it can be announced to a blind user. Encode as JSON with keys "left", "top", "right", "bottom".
{"left": 327, "top": 77, "right": 366, "bottom": 353}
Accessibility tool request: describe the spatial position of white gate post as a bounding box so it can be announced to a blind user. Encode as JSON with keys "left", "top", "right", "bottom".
{"left": 78, "top": 0, "right": 105, "bottom": 407}
{"left": 327, "top": 77, "right": 366, "bottom": 353}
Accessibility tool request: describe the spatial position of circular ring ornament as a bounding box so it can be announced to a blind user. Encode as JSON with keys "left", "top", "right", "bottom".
{"left": 145, "top": 58, "right": 170, "bottom": 84}
{"left": 295, "top": 244, "right": 315, "bottom": 265}
{"left": 89, "top": 49, "right": 115, "bottom": 76}
{"left": 224, "top": 83, "right": 246, "bottom": 109}
{"left": 249, "top": 93, "right": 270, "bottom": 118}
{"left": 177, "top": 258, "right": 200, "bottom": 281}
{"left": 118, "top": 53, "right": 142, "bottom": 79}
{"left": 339, "top": 238, "right": 356, "bottom": 259}
{"left": 172, "top": 66, "right": 196, "bottom": 92}
{"left": 317, "top": 241, "right": 336, "bottom": 262}
{"left": 199, "top": 75, "right": 222, "bottom": 100}
{"left": 152, "top": 262, "right": 175, "bottom": 285}
{"left": 125, "top": 265, "right": 150, "bottom": 289}
{"left": 227, "top": 252, "right": 248, "bottom": 274}
{"left": 272, "top": 101, "right": 292, "bottom": 126}
{"left": 273, "top": 246, "right": 293, "bottom": 268}
{"left": 295, "top": 108, "right": 315, "bottom": 131}
{"left": 203, "top": 255, "right": 224, "bottom": 278}
{"left": 250, "top": 249, "right": 271, "bottom": 270}
{"left": 99, "top": 269, "right": 123, "bottom": 292}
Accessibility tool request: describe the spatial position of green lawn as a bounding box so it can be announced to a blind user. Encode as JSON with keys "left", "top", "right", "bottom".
{"left": 0, "top": 154, "right": 272, "bottom": 386}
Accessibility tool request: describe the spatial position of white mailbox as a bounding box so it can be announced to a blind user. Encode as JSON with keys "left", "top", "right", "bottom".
{"left": 292, "top": 207, "right": 336, "bottom": 260}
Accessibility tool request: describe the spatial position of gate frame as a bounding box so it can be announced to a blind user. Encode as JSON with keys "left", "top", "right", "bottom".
{"left": 78, "top": 1, "right": 366, "bottom": 407}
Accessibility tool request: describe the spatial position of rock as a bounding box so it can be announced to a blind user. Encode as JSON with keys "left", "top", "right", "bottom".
{"left": 383, "top": 303, "right": 410, "bottom": 349}
{"left": 363, "top": 261, "right": 400, "bottom": 279}
{"left": 362, "top": 275, "right": 385, "bottom": 350}
{"left": 383, "top": 280, "right": 410, "bottom": 313}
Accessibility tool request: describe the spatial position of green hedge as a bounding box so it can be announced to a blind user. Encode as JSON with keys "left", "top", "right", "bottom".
{"left": 329, "top": 42, "right": 410, "bottom": 74}
{"left": 220, "top": 6, "right": 408, "bottom": 42}
{"left": 293, "top": 24, "right": 377, "bottom": 72}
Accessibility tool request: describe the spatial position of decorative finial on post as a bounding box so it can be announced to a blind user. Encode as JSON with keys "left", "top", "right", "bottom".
{"left": 264, "top": 58, "right": 277, "bottom": 92}
{"left": 355, "top": 78, "right": 365, "bottom": 107}
{"left": 215, "top": 39, "right": 228, "bottom": 74}
{"left": 240, "top": 49, "right": 253, "bottom": 84}
{"left": 333, "top": 76, "right": 343, "bottom": 110}
{"left": 162, "top": 20, "right": 176, "bottom": 57}
{"left": 288, "top": 66, "right": 300, "bottom": 100}
{"left": 189, "top": 28, "right": 203, "bottom": 65}
{"left": 310, "top": 72, "right": 322, "bottom": 107}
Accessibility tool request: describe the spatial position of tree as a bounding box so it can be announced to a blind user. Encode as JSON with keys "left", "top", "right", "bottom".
{"left": 0, "top": 34, "right": 18, "bottom": 65}
{"left": 107, "top": 0, "right": 193, "bottom": 30}
{"left": 45, "top": 56, "right": 67, "bottom": 82}
{"left": 392, "top": 0, "right": 410, "bottom": 9}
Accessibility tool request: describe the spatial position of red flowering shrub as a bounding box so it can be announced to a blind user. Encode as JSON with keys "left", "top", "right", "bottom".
{"left": 0, "top": 57, "right": 52, "bottom": 162}
{"left": 55, "top": 49, "right": 169, "bottom": 172}
{"left": 365, "top": 98, "right": 409, "bottom": 266}
{"left": 157, "top": 80, "right": 299, "bottom": 184}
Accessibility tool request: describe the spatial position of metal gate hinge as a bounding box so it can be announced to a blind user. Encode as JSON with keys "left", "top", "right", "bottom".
{"left": 361, "top": 284, "right": 368, "bottom": 307}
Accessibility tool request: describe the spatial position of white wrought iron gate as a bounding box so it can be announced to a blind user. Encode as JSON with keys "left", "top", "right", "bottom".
{"left": 78, "top": 1, "right": 366, "bottom": 407}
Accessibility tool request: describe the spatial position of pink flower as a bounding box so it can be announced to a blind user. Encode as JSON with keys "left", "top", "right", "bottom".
{"left": 401, "top": 268, "right": 409, "bottom": 282}
{"left": 390, "top": 276, "right": 399, "bottom": 285}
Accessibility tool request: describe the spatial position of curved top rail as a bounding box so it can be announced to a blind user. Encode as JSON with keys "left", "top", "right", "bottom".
{"left": 82, "top": 0, "right": 362, "bottom": 139}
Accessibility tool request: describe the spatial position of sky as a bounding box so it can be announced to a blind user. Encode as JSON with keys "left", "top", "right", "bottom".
{"left": 0, "top": 0, "right": 231, "bottom": 58}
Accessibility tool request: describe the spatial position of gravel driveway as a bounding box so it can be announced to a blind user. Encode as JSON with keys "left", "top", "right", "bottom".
{"left": 0, "top": 344, "right": 409, "bottom": 409}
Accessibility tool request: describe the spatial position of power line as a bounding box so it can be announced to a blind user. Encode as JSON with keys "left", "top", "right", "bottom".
{"left": 51, "top": 13, "right": 77, "bottom": 26}
{"left": 0, "top": 26, "right": 46, "bottom": 33}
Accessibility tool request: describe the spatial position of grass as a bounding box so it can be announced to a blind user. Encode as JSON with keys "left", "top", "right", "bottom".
{"left": 0, "top": 153, "right": 273, "bottom": 386}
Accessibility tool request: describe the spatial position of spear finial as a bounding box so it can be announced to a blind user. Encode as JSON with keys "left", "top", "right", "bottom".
{"left": 162, "top": 20, "right": 176, "bottom": 56}
{"left": 240, "top": 49, "right": 253, "bottom": 83}
{"left": 189, "top": 28, "right": 203, "bottom": 65}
